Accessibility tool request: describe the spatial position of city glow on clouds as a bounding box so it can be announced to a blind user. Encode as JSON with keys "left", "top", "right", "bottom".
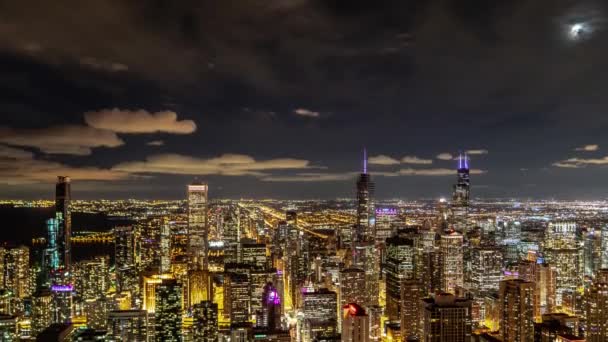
{"left": 401, "top": 156, "right": 433, "bottom": 164}
{"left": 466, "top": 149, "right": 488, "bottom": 155}
{"left": 262, "top": 167, "right": 487, "bottom": 182}
{"left": 113, "top": 153, "right": 313, "bottom": 176}
{"left": 84, "top": 109, "right": 197, "bottom": 134}
{"left": 0, "top": 125, "right": 124, "bottom": 155}
{"left": 553, "top": 156, "right": 608, "bottom": 169}
{"left": 436, "top": 153, "right": 454, "bottom": 160}
{"left": 293, "top": 108, "right": 320, "bottom": 118}
{"left": 368, "top": 155, "right": 400, "bottom": 165}
{"left": 147, "top": 140, "right": 165, "bottom": 146}
{"left": 0, "top": 145, "right": 128, "bottom": 184}
{"left": 79, "top": 57, "right": 128, "bottom": 72}
{"left": 369, "top": 155, "right": 432, "bottom": 165}
{"left": 574, "top": 144, "right": 599, "bottom": 152}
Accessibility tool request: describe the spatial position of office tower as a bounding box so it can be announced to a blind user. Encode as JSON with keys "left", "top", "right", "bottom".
{"left": 384, "top": 234, "right": 417, "bottom": 320}
{"left": 584, "top": 228, "right": 603, "bottom": 277}
{"left": 84, "top": 297, "right": 109, "bottom": 330}
{"left": 3, "top": 246, "right": 30, "bottom": 298}
{"left": 355, "top": 148, "right": 374, "bottom": 243}
{"left": 400, "top": 280, "right": 424, "bottom": 340}
{"left": 422, "top": 293, "right": 472, "bottom": 342}
{"left": 142, "top": 273, "right": 173, "bottom": 313}
{"left": 586, "top": 270, "right": 608, "bottom": 342}
{"left": 241, "top": 242, "right": 268, "bottom": 269}
{"left": 55, "top": 176, "right": 72, "bottom": 271}
{"left": 73, "top": 256, "right": 110, "bottom": 300}
{"left": 259, "top": 282, "right": 282, "bottom": 331}
{"left": 250, "top": 269, "right": 275, "bottom": 324}
{"left": 155, "top": 279, "right": 182, "bottom": 342}
{"left": 227, "top": 272, "right": 251, "bottom": 324}
{"left": 339, "top": 268, "right": 367, "bottom": 309}
{"left": 31, "top": 289, "right": 53, "bottom": 337}
{"left": 342, "top": 303, "right": 369, "bottom": 342}
{"left": 440, "top": 231, "right": 464, "bottom": 294}
{"left": 544, "top": 222, "right": 582, "bottom": 308}
{"left": 353, "top": 242, "right": 380, "bottom": 307}
{"left": 193, "top": 301, "right": 218, "bottom": 342}
{"left": 499, "top": 279, "right": 534, "bottom": 342}
{"left": 188, "top": 181, "right": 208, "bottom": 269}
{"left": 106, "top": 310, "right": 149, "bottom": 342}
{"left": 518, "top": 260, "right": 557, "bottom": 320}
{"left": 50, "top": 282, "right": 73, "bottom": 324}
{"left": 534, "top": 313, "right": 580, "bottom": 342}
{"left": 187, "top": 267, "right": 212, "bottom": 307}
{"left": 302, "top": 288, "right": 338, "bottom": 339}
{"left": 451, "top": 154, "right": 470, "bottom": 231}
{"left": 375, "top": 207, "right": 398, "bottom": 242}
{"left": 224, "top": 205, "right": 241, "bottom": 264}
{"left": 115, "top": 226, "right": 138, "bottom": 293}
{"left": 160, "top": 219, "right": 171, "bottom": 274}
{"left": 602, "top": 225, "right": 608, "bottom": 269}
{"left": 471, "top": 246, "right": 503, "bottom": 293}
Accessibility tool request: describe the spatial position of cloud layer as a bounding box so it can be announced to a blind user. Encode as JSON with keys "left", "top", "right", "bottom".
{"left": 553, "top": 156, "right": 608, "bottom": 169}
{"left": 369, "top": 155, "right": 433, "bottom": 165}
{"left": 574, "top": 144, "right": 599, "bottom": 152}
{"left": 85, "top": 109, "right": 197, "bottom": 134}
{"left": 113, "top": 153, "right": 312, "bottom": 176}
{"left": 293, "top": 108, "right": 320, "bottom": 118}
{"left": 0, "top": 145, "right": 128, "bottom": 184}
{"left": 0, "top": 125, "right": 124, "bottom": 155}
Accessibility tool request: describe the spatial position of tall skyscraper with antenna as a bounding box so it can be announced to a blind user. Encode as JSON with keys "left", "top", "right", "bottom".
{"left": 355, "top": 148, "right": 375, "bottom": 243}
{"left": 451, "top": 154, "right": 470, "bottom": 232}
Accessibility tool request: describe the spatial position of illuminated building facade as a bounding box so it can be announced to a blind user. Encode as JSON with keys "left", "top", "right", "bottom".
{"left": 188, "top": 181, "right": 209, "bottom": 269}
{"left": 518, "top": 260, "right": 557, "bottom": 320}
{"left": 440, "top": 231, "right": 464, "bottom": 294}
{"left": 302, "top": 288, "right": 338, "bottom": 339}
{"left": 55, "top": 176, "right": 72, "bottom": 271}
{"left": 544, "top": 222, "right": 582, "bottom": 308}
{"left": 115, "top": 226, "right": 138, "bottom": 293}
{"left": 259, "top": 282, "right": 281, "bottom": 331}
{"left": 44, "top": 218, "right": 60, "bottom": 277}
{"left": 400, "top": 280, "right": 423, "bottom": 340}
{"left": 193, "top": 301, "right": 218, "bottom": 342}
{"left": 355, "top": 149, "right": 374, "bottom": 243}
{"left": 106, "top": 310, "right": 149, "bottom": 342}
{"left": 187, "top": 268, "right": 212, "bottom": 308}
{"left": 499, "top": 279, "right": 534, "bottom": 342}
{"left": 155, "top": 279, "right": 182, "bottom": 342}
{"left": 227, "top": 272, "right": 251, "bottom": 324}
{"left": 471, "top": 246, "right": 503, "bottom": 293}
{"left": 339, "top": 268, "right": 367, "bottom": 309}
{"left": 341, "top": 303, "right": 369, "bottom": 342}
{"left": 374, "top": 207, "right": 398, "bottom": 242}
{"left": 451, "top": 154, "right": 470, "bottom": 230}
{"left": 31, "top": 290, "right": 53, "bottom": 337}
{"left": 422, "top": 293, "right": 472, "bottom": 342}
{"left": 586, "top": 271, "right": 608, "bottom": 342}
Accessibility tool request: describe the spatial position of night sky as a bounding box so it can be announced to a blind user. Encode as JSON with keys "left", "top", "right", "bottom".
{"left": 1, "top": 0, "right": 608, "bottom": 200}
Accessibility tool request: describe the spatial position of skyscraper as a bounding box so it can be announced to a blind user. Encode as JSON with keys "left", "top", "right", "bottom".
{"left": 440, "top": 231, "right": 464, "bottom": 294}
{"left": 401, "top": 280, "right": 424, "bottom": 340}
{"left": 342, "top": 303, "right": 369, "bottom": 342}
{"left": 193, "top": 301, "right": 218, "bottom": 342}
{"left": 586, "top": 270, "right": 608, "bottom": 342}
{"left": 106, "top": 310, "right": 149, "bottom": 342}
{"left": 55, "top": 176, "right": 71, "bottom": 271}
{"left": 260, "top": 282, "right": 282, "bottom": 331}
{"left": 499, "top": 279, "right": 535, "bottom": 342}
{"left": 188, "top": 181, "right": 209, "bottom": 269}
{"left": 355, "top": 149, "right": 374, "bottom": 243}
{"left": 422, "top": 293, "right": 472, "bottom": 342}
{"left": 451, "top": 154, "right": 470, "bottom": 229}
{"left": 155, "top": 279, "right": 182, "bottom": 342}
{"left": 302, "top": 288, "right": 338, "bottom": 339}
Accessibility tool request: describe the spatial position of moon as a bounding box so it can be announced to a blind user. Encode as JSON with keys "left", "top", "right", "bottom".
{"left": 568, "top": 22, "right": 590, "bottom": 40}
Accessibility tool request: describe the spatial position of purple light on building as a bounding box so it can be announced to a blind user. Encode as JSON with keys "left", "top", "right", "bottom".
{"left": 267, "top": 290, "right": 280, "bottom": 305}
{"left": 51, "top": 284, "right": 74, "bottom": 292}
{"left": 375, "top": 208, "right": 398, "bottom": 216}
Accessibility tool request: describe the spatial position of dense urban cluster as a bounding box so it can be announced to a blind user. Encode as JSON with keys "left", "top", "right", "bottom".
{"left": 1, "top": 154, "right": 608, "bottom": 342}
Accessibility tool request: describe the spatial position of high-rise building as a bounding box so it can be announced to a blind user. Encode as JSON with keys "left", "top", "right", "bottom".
{"left": 471, "top": 246, "right": 503, "bottom": 293}
{"left": 115, "top": 226, "right": 139, "bottom": 294}
{"left": 106, "top": 310, "right": 149, "bottom": 342}
{"left": 518, "top": 260, "right": 557, "bottom": 321}
{"left": 188, "top": 181, "right": 209, "bottom": 269}
{"left": 44, "top": 218, "right": 60, "bottom": 277}
{"left": 55, "top": 176, "right": 72, "bottom": 271}
{"left": 586, "top": 270, "right": 608, "bottom": 342}
{"left": 227, "top": 272, "right": 251, "bottom": 324}
{"left": 259, "top": 282, "right": 282, "bottom": 331}
{"left": 3, "top": 246, "right": 30, "bottom": 298}
{"left": 73, "top": 256, "right": 110, "bottom": 301}
{"left": 342, "top": 303, "right": 369, "bottom": 342}
{"left": 355, "top": 149, "right": 374, "bottom": 243}
{"left": 374, "top": 207, "right": 398, "bottom": 242}
{"left": 302, "top": 288, "right": 338, "bottom": 339}
{"left": 187, "top": 267, "right": 212, "bottom": 307}
{"left": 544, "top": 222, "right": 582, "bottom": 309}
{"left": 31, "top": 289, "right": 53, "bottom": 337}
{"left": 451, "top": 154, "right": 470, "bottom": 231}
{"left": 499, "top": 279, "right": 535, "bottom": 342}
{"left": 193, "top": 301, "right": 218, "bottom": 342}
{"left": 240, "top": 242, "right": 268, "bottom": 269}
{"left": 400, "top": 280, "right": 424, "bottom": 340}
{"left": 155, "top": 279, "right": 182, "bottom": 342}
{"left": 440, "top": 231, "right": 464, "bottom": 294}
{"left": 339, "top": 268, "right": 367, "bottom": 309}
{"left": 422, "top": 293, "right": 472, "bottom": 342}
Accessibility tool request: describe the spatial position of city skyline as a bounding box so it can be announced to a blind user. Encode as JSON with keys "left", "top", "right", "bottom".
{"left": 2, "top": 1, "right": 608, "bottom": 199}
